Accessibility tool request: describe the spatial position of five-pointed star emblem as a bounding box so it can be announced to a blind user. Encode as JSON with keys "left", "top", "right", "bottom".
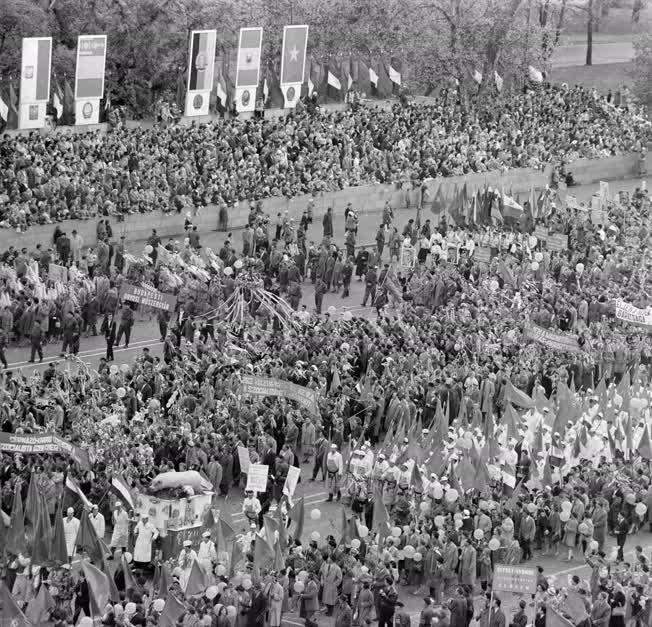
{"left": 289, "top": 46, "right": 299, "bottom": 62}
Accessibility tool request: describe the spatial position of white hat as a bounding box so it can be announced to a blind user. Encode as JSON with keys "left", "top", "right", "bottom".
{"left": 115, "top": 500, "right": 123, "bottom": 507}
{"left": 66, "top": 507, "right": 74, "bottom": 515}
{"left": 202, "top": 531, "right": 211, "bottom": 538}
{"left": 330, "top": 444, "right": 338, "bottom": 450}
{"left": 183, "top": 540, "right": 193, "bottom": 547}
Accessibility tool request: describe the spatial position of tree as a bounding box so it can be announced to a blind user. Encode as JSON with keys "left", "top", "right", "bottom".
{"left": 631, "top": 33, "right": 652, "bottom": 109}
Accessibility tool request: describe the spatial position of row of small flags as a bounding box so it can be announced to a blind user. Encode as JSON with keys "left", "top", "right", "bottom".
{"left": 474, "top": 65, "right": 544, "bottom": 91}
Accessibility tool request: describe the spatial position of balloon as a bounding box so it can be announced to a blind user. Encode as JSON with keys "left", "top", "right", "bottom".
{"left": 298, "top": 571, "right": 309, "bottom": 582}
{"left": 560, "top": 511, "right": 570, "bottom": 522}
{"left": 445, "top": 489, "right": 459, "bottom": 503}
{"left": 432, "top": 485, "right": 443, "bottom": 499}
{"left": 614, "top": 394, "right": 623, "bottom": 407}
{"left": 360, "top": 566, "right": 369, "bottom": 574}
{"left": 144, "top": 245, "right": 154, "bottom": 254}
{"left": 403, "top": 545, "right": 416, "bottom": 559}
{"left": 310, "top": 509, "right": 321, "bottom": 521}
{"left": 351, "top": 539, "right": 361, "bottom": 550}
{"left": 455, "top": 519, "right": 463, "bottom": 529}
{"left": 116, "top": 387, "right": 126, "bottom": 399}
{"left": 531, "top": 261, "right": 539, "bottom": 271}
{"left": 488, "top": 538, "right": 500, "bottom": 551}
{"left": 576, "top": 263, "right": 584, "bottom": 273}
{"left": 391, "top": 526, "right": 402, "bottom": 537}
{"left": 578, "top": 523, "right": 588, "bottom": 535}
{"left": 224, "top": 267, "right": 233, "bottom": 276}
{"left": 217, "top": 582, "right": 227, "bottom": 591}
{"left": 149, "top": 398, "right": 161, "bottom": 410}
{"left": 234, "top": 259, "right": 244, "bottom": 269}
{"left": 501, "top": 518, "right": 514, "bottom": 533}
{"left": 413, "top": 552, "right": 423, "bottom": 562}
{"left": 294, "top": 581, "right": 305, "bottom": 593}
{"left": 527, "top": 503, "right": 536, "bottom": 513}
{"left": 340, "top": 342, "right": 350, "bottom": 352}
{"left": 589, "top": 540, "right": 599, "bottom": 551}
{"left": 327, "top": 306, "right": 337, "bottom": 315}
{"left": 216, "top": 564, "right": 226, "bottom": 576}
{"left": 358, "top": 525, "right": 369, "bottom": 538}
{"left": 124, "top": 552, "right": 132, "bottom": 563}
{"left": 206, "top": 585, "right": 219, "bottom": 600}
{"left": 434, "top": 515, "right": 445, "bottom": 527}
{"left": 489, "top": 280, "right": 499, "bottom": 292}
{"left": 626, "top": 493, "right": 636, "bottom": 505}
{"left": 528, "top": 236, "right": 538, "bottom": 248}
{"left": 342, "top": 311, "right": 353, "bottom": 321}
{"left": 153, "top": 599, "right": 166, "bottom": 612}
{"left": 79, "top": 619, "right": 93, "bottom": 627}
{"left": 461, "top": 438, "right": 472, "bottom": 450}
{"left": 453, "top": 512, "right": 463, "bottom": 521}
{"left": 419, "top": 501, "right": 430, "bottom": 513}
{"left": 227, "top": 606, "right": 237, "bottom": 617}
{"left": 636, "top": 503, "right": 647, "bottom": 517}
{"left": 120, "top": 363, "right": 130, "bottom": 374}
{"left": 474, "top": 529, "right": 484, "bottom": 540}
{"left": 242, "top": 579, "right": 252, "bottom": 590}
{"left": 310, "top": 531, "right": 321, "bottom": 542}
{"left": 561, "top": 500, "right": 572, "bottom": 512}
{"left": 110, "top": 365, "right": 119, "bottom": 375}
{"left": 534, "top": 252, "right": 543, "bottom": 262}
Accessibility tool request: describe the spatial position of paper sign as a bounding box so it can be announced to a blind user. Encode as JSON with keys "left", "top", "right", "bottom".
{"left": 493, "top": 565, "right": 538, "bottom": 594}
{"left": 524, "top": 323, "right": 581, "bottom": 352}
{"left": 546, "top": 233, "right": 568, "bottom": 252}
{"left": 245, "top": 464, "right": 269, "bottom": 493}
{"left": 474, "top": 246, "right": 492, "bottom": 264}
{"left": 119, "top": 282, "right": 177, "bottom": 312}
{"left": 237, "top": 446, "right": 250, "bottom": 474}
{"left": 48, "top": 263, "right": 68, "bottom": 282}
{"left": 534, "top": 225, "right": 548, "bottom": 240}
{"left": 283, "top": 466, "right": 301, "bottom": 497}
{"left": 599, "top": 181, "right": 610, "bottom": 203}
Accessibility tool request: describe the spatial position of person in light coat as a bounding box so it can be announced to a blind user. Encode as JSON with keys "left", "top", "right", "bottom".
{"left": 265, "top": 573, "right": 285, "bottom": 627}
{"left": 197, "top": 530, "right": 217, "bottom": 581}
{"left": 178, "top": 540, "right": 198, "bottom": 590}
{"left": 110, "top": 501, "right": 130, "bottom": 556}
{"left": 319, "top": 555, "right": 343, "bottom": 616}
{"left": 459, "top": 536, "right": 477, "bottom": 587}
{"left": 89, "top": 504, "right": 105, "bottom": 540}
{"left": 63, "top": 507, "right": 81, "bottom": 561}
{"left": 133, "top": 514, "right": 158, "bottom": 568}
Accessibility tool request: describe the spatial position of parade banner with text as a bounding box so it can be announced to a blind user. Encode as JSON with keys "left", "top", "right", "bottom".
{"left": 19, "top": 37, "right": 52, "bottom": 130}
{"left": 235, "top": 27, "right": 263, "bottom": 113}
{"left": 119, "top": 283, "right": 177, "bottom": 312}
{"left": 241, "top": 375, "right": 319, "bottom": 414}
{"left": 524, "top": 323, "right": 581, "bottom": 353}
{"left": 0, "top": 433, "right": 90, "bottom": 469}
{"left": 185, "top": 30, "right": 217, "bottom": 117}
{"left": 75, "top": 35, "right": 107, "bottom": 125}
{"left": 614, "top": 299, "right": 652, "bottom": 328}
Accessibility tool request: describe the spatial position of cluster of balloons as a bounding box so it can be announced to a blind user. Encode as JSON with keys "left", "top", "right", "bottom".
{"left": 402, "top": 545, "right": 423, "bottom": 561}
{"left": 559, "top": 500, "right": 573, "bottom": 522}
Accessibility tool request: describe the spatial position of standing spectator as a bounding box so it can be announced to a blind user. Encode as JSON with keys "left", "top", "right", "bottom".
{"left": 70, "top": 230, "right": 84, "bottom": 265}
{"left": 28, "top": 319, "right": 44, "bottom": 363}
{"left": 323, "top": 207, "right": 334, "bottom": 238}
{"left": 116, "top": 304, "right": 135, "bottom": 348}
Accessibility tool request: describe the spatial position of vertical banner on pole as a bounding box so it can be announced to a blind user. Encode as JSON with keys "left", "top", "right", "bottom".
{"left": 74, "top": 35, "right": 107, "bottom": 125}
{"left": 280, "top": 25, "right": 308, "bottom": 109}
{"left": 185, "top": 30, "right": 217, "bottom": 117}
{"left": 235, "top": 27, "right": 263, "bottom": 113}
{"left": 19, "top": 37, "right": 52, "bottom": 129}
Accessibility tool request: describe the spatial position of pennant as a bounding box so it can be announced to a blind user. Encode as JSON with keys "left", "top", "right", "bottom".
{"left": 154, "top": 562, "right": 173, "bottom": 599}
{"left": 103, "top": 559, "right": 121, "bottom": 603}
{"left": 502, "top": 403, "right": 522, "bottom": 439}
{"left": 25, "top": 583, "right": 55, "bottom": 625}
{"left": 388, "top": 56, "right": 401, "bottom": 92}
{"left": 32, "top": 492, "right": 53, "bottom": 566}
{"left": 353, "top": 58, "right": 371, "bottom": 95}
{"left": 6, "top": 483, "right": 27, "bottom": 556}
{"left": 541, "top": 459, "right": 553, "bottom": 489}
{"left": 0, "top": 93, "right": 8, "bottom": 122}
{"left": 473, "top": 69, "right": 483, "bottom": 84}
{"left": 159, "top": 594, "right": 187, "bottom": 627}
{"left": 25, "top": 471, "right": 39, "bottom": 524}
{"left": 184, "top": 558, "right": 208, "bottom": 596}
{"left": 411, "top": 462, "right": 423, "bottom": 493}
{"left": 327, "top": 68, "right": 341, "bottom": 91}
{"left": 371, "top": 484, "right": 391, "bottom": 540}
{"left": 66, "top": 475, "right": 92, "bottom": 509}
{"left": 82, "top": 560, "right": 110, "bottom": 616}
{"left": 0, "top": 581, "right": 29, "bottom": 626}
{"left": 638, "top": 424, "right": 652, "bottom": 460}
{"left": 504, "top": 380, "right": 535, "bottom": 409}
{"left": 494, "top": 71, "right": 503, "bottom": 92}
{"left": 122, "top": 554, "right": 142, "bottom": 594}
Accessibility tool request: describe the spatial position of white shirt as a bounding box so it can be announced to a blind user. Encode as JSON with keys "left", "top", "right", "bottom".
{"left": 89, "top": 512, "right": 106, "bottom": 539}
{"left": 63, "top": 516, "right": 81, "bottom": 556}
{"left": 243, "top": 496, "right": 262, "bottom": 517}
{"left": 326, "top": 451, "right": 343, "bottom": 474}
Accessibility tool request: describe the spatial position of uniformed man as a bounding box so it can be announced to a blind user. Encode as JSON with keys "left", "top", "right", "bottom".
{"left": 197, "top": 531, "right": 217, "bottom": 580}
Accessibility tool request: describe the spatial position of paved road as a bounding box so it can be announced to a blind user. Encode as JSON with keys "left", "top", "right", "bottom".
{"left": 551, "top": 41, "right": 634, "bottom": 67}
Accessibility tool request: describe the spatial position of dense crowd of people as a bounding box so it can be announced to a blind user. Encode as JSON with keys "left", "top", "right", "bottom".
{"left": 0, "top": 83, "right": 650, "bottom": 231}
{"left": 0, "top": 77, "right": 651, "bottom": 627}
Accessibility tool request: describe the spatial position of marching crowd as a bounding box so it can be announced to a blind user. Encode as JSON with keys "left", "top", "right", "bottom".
{"left": 0, "top": 82, "right": 650, "bottom": 231}
{"left": 0, "top": 81, "right": 651, "bottom": 627}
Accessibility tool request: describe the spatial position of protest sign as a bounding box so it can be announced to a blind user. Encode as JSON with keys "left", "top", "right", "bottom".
{"left": 546, "top": 233, "right": 568, "bottom": 252}
{"left": 565, "top": 195, "right": 582, "bottom": 211}
{"left": 241, "top": 375, "right": 319, "bottom": 414}
{"left": 245, "top": 464, "right": 269, "bottom": 493}
{"left": 399, "top": 243, "right": 416, "bottom": 268}
{"left": 599, "top": 180, "right": 610, "bottom": 205}
{"left": 534, "top": 225, "right": 548, "bottom": 240}
{"left": 524, "top": 323, "right": 581, "bottom": 353}
{"left": 283, "top": 466, "right": 301, "bottom": 497}
{"left": 48, "top": 263, "right": 68, "bottom": 282}
{"left": 237, "top": 446, "right": 251, "bottom": 474}
{"left": 493, "top": 565, "right": 537, "bottom": 627}
{"left": 119, "top": 282, "right": 177, "bottom": 312}
{"left": 614, "top": 299, "right": 652, "bottom": 328}
{"left": 474, "top": 246, "right": 492, "bottom": 264}
{"left": 0, "top": 432, "right": 90, "bottom": 469}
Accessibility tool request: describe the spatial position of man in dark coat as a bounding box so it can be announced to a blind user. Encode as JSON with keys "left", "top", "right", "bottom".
{"left": 449, "top": 587, "right": 467, "bottom": 627}
{"left": 247, "top": 582, "right": 267, "bottom": 627}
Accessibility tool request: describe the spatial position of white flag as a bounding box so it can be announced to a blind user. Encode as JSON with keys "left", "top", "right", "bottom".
{"left": 528, "top": 65, "right": 543, "bottom": 83}
{"left": 473, "top": 70, "right": 483, "bottom": 84}
{"left": 0, "top": 95, "right": 7, "bottom": 121}
{"left": 327, "top": 71, "right": 341, "bottom": 91}
{"left": 369, "top": 67, "right": 378, "bottom": 87}
{"left": 494, "top": 71, "right": 503, "bottom": 92}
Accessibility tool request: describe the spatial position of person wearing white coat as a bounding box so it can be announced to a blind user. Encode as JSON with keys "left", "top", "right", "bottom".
{"left": 63, "top": 508, "right": 81, "bottom": 561}
{"left": 89, "top": 505, "right": 105, "bottom": 540}
{"left": 110, "top": 501, "right": 130, "bottom": 556}
{"left": 178, "top": 540, "right": 198, "bottom": 590}
{"left": 133, "top": 514, "right": 158, "bottom": 568}
{"left": 197, "top": 531, "right": 217, "bottom": 582}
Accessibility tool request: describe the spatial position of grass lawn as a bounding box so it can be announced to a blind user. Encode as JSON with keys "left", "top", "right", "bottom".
{"left": 549, "top": 61, "right": 633, "bottom": 92}
{"left": 560, "top": 5, "right": 651, "bottom": 43}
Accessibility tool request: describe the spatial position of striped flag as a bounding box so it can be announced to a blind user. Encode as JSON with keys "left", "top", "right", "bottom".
{"left": 369, "top": 65, "right": 378, "bottom": 87}
{"left": 473, "top": 69, "right": 483, "bottom": 84}
{"left": 494, "top": 71, "right": 503, "bottom": 92}
{"left": 187, "top": 30, "right": 217, "bottom": 92}
{"left": 280, "top": 25, "right": 309, "bottom": 108}
{"left": 388, "top": 56, "right": 401, "bottom": 93}
{"left": 66, "top": 475, "right": 92, "bottom": 509}
{"left": 0, "top": 93, "right": 8, "bottom": 123}
{"left": 327, "top": 69, "right": 341, "bottom": 91}
{"left": 111, "top": 473, "right": 135, "bottom": 509}
{"left": 20, "top": 37, "right": 52, "bottom": 103}
{"left": 529, "top": 65, "right": 544, "bottom": 83}
{"left": 81, "top": 561, "right": 110, "bottom": 616}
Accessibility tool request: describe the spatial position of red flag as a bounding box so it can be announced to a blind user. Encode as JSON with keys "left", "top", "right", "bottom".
{"left": 153, "top": 562, "right": 173, "bottom": 599}
{"left": 82, "top": 560, "right": 110, "bottom": 616}
{"left": 371, "top": 485, "right": 391, "bottom": 541}
{"left": 123, "top": 554, "right": 143, "bottom": 593}
{"left": 160, "top": 594, "right": 187, "bottom": 627}
{"left": 639, "top": 424, "right": 652, "bottom": 460}
{"left": 6, "top": 483, "right": 27, "bottom": 556}
{"left": 502, "top": 403, "right": 522, "bottom": 439}
{"left": 229, "top": 537, "right": 243, "bottom": 577}
{"left": 32, "top": 492, "right": 53, "bottom": 566}
{"left": 50, "top": 499, "right": 69, "bottom": 565}
{"left": 103, "top": 558, "right": 121, "bottom": 603}
{"left": 78, "top": 509, "right": 105, "bottom": 565}
{"left": 25, "top": 582, "right": 55, "bottom": 624}
{"left": 617, "top": 370, "right": 631, "bottom": 414}
{"left": 0, "top": 581, "right": 29, "bottom": 625}
{"left": 287, "top": 496, "right": 305, "bottom": 541}
{"left": 25, "top": 471, "right": 39, "bottom": 524}
{"left": 504, "top": 380, "right": 535, "bottom": 409}
{"left": 273, "top": 539, "right": 285, "bottom": 571}
{"left": 184, "top": 559, "right": 207, "bottom": 596}
{"left": 542, "top": 459, "right": 554, "bottom": 489}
